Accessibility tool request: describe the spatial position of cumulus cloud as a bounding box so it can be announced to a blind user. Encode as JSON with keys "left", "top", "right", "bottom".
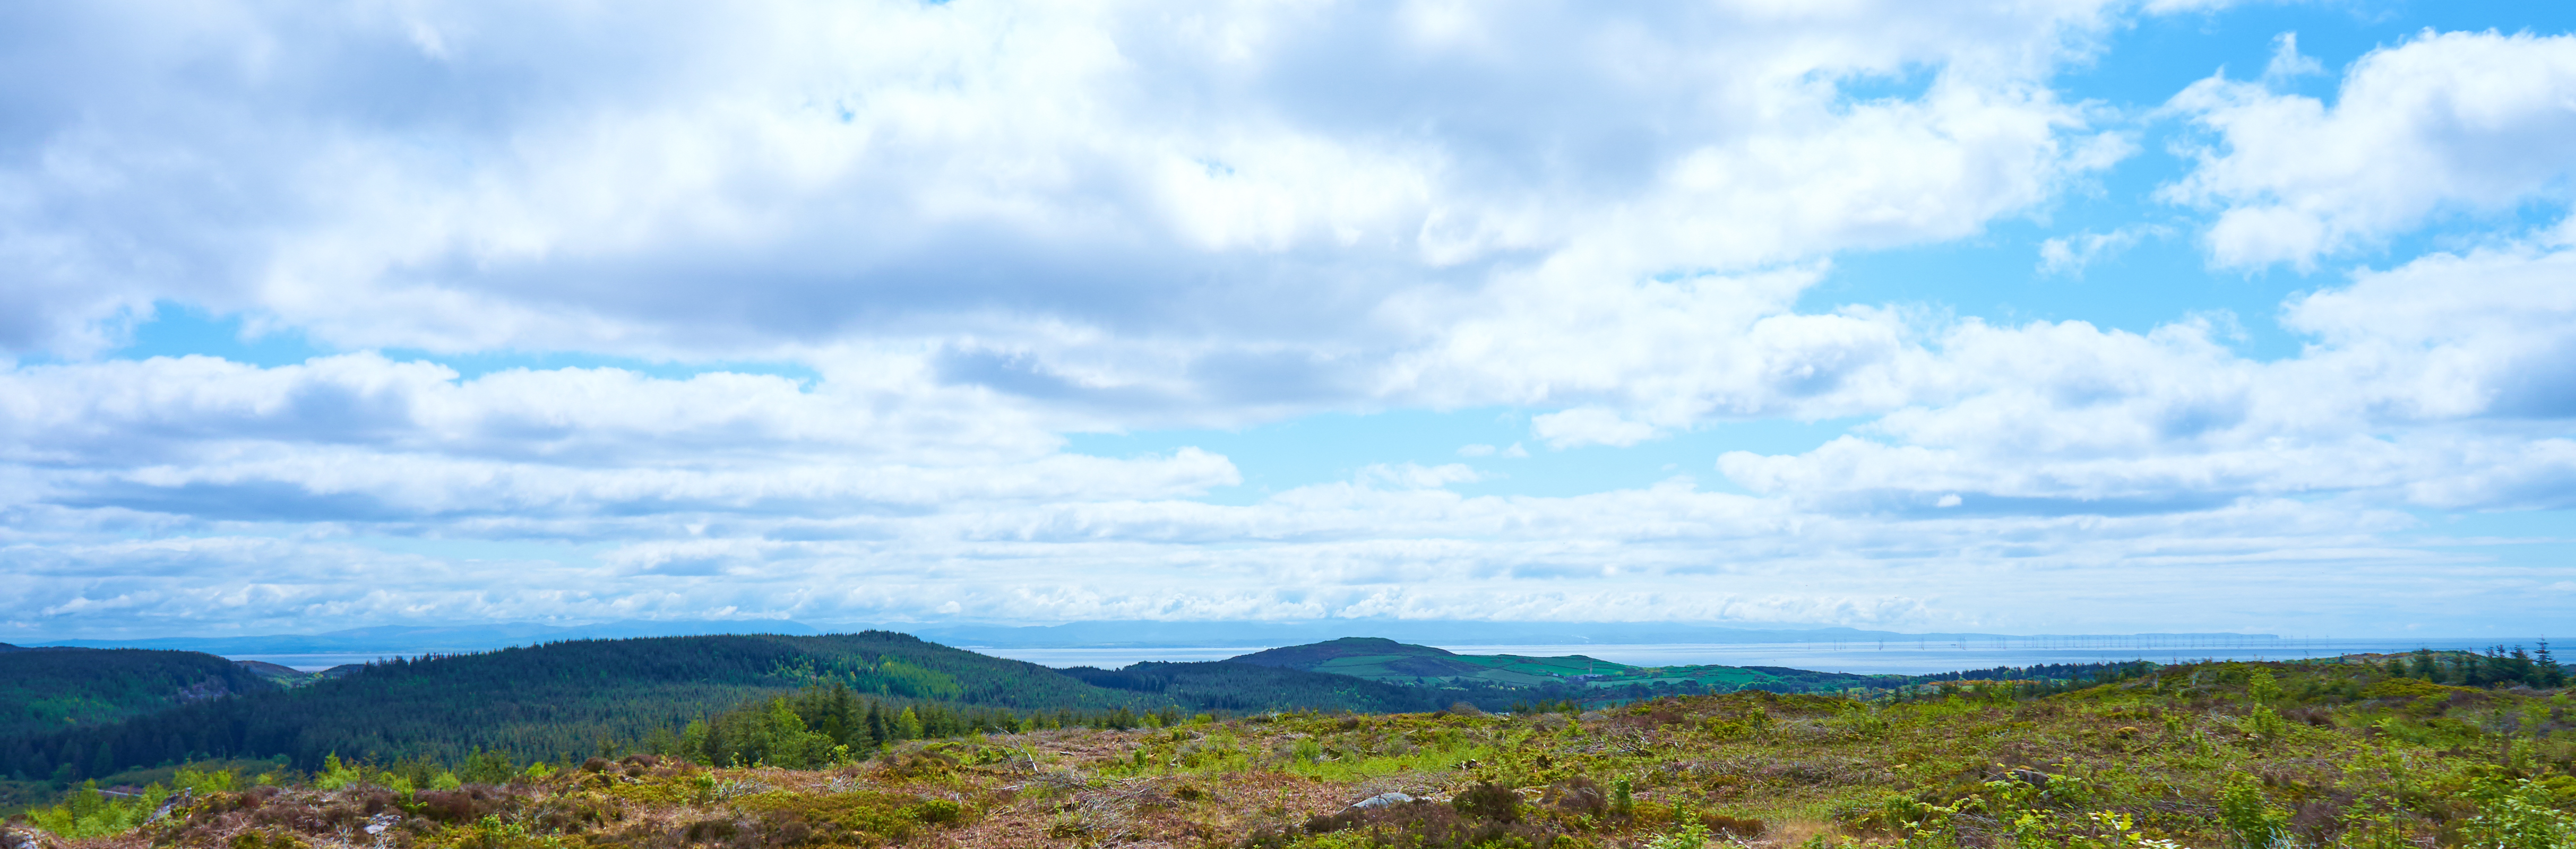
{"left": 2165, "top": 30, "right": 2576, "bottom": 268}
{"left": 0, "top": 0, "right": 2125, "bottom": 415}
{"left": 1718, "top": 235, "right": 2576, "bottom": 516}
{"left": 3, "top": 5, "right": 2573, "bottom": 638}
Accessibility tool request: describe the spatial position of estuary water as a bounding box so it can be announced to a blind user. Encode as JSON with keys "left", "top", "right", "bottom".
{"left": 229, "top": 653, "right": 414, "bottom": 671}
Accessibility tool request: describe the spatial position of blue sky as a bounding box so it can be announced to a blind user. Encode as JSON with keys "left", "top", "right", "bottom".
{"left": 3, "top": 0, "right": 2572, "bottom": 639}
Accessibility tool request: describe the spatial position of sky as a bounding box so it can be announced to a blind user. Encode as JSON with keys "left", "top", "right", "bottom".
{"left": 3, "top": 0, "right": 2573, "bottom": 640}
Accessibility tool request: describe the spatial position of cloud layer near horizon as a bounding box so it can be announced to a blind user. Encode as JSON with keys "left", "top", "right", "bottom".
{"left": 3, "top": 1, "right": 2572, "bottom": 638}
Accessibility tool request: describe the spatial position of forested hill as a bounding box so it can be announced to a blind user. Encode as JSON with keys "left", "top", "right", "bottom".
{"left": 1223, "top": 638, "right": 2161, "bottom": 698}
{"left": 0, "top": 647, "right": 281, "bottom": 738}
{"left": 1058, "top": 661, "right": 1451, "bottom": 713}
{"left": 1227, "top": 637, "right": 1630, "bottom": 685}
{"left": 0, "top": 631, "right": 1150, "bottom": 782}
{"left": 3, "top": 631, "right": 1483, "bottom": 783}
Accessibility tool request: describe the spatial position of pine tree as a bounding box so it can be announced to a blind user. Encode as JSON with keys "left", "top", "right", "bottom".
{"left": 864, "top": 702, "right": 889, "bottom": 748}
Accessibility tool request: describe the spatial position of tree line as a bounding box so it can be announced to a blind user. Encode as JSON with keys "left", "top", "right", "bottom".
{"left": 0, "top": 632, "right": 1147, "bottom": 785}
{"left": 2381, "top": 645, "right": 2565, "bottom": 688}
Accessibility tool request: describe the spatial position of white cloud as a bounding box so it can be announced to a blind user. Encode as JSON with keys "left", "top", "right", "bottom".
{"left": 2165, "top": 30, "right": 2576, "bottom": 268}
{"left": 2262, "top": 32, "right": 2324, "bottom": 86}
{"left": 2037, "top": 224, "right": 2166, "bottom": 276}
{"left": 1717, "top": 236, "right": 2576, "bottom": 515}
{"left": 0, "top": 0, "right": 2123, "bottom": 419}
{"left": 1531, "top": 408, "right": 1661, "bottom": 449}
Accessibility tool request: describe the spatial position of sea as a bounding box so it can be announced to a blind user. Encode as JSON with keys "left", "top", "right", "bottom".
{"left": 226, "top": 636, "right": 2547, "bottom": 675}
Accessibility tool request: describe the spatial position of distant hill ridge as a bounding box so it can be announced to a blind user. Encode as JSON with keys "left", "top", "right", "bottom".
{"left": 1228, "top": 636, "right": 1918, "bottom": 693}
{"left": 1227, "top": 637, "right": 1631, "bottom": 685}
{"left": 30, "top": 619, "right": 822, "bottom": 655}
{"left": 0, "top": 631, "right": 1457, "bottom": 781}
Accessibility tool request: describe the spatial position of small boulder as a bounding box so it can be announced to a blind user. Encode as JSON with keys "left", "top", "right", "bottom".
{"left": 1347, "top": 792, "right": 1415, "bottom": 811}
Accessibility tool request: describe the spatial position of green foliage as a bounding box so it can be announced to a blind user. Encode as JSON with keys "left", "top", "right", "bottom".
{"left": 2239, "top": 706, "right": 2286, "bottom": 746}
{"left": 1234, "top": 637, "right": 2161, "bottom": 705}
{"left": 24, "top": 779, "right": 165, "bottom": 838}
{"left": 458, "top": 749, "right": 515, "bottom": 785}
{"left": 0, "top": 648, "right": 280, "bottom": 739}
{"left": 171, "top": 764, "right": 237, "bottom": 794}
{"left": 0, "top": 631, "right": 1152, "bottom": 777}
{"left": 2247, "top": 670, "right": 2282, "bottom": 706}
{"left": 1647, "top": 821, "right": 1715, "bottom": 849}
{"left": 2216, "top": 772, "right": 2290, "bottom": 849}
{"left": 1062, "top": 660, "right": 1461, "bottom": 713}
{"left": 313, "top": 753, "right": 363, "bottom": 790}
{"left": 2463, "top": 777, "right": 2576, "bottom": 849}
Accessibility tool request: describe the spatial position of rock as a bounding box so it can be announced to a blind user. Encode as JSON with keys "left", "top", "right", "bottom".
{"left": 4, "top": 827, "right": 55, "bottom": 849}
{"left": 365, "top": 813, "right": 401, "bottom": 836}
{"left": 146, "top": 787, "right": 194, "bottom": 824}
{"left": 1347, "top": 792, "right": 1415, "bottom": 811}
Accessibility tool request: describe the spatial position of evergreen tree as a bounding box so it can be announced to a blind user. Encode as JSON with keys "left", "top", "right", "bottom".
{"left": 864, "top": 703, "right": 889, "bottom": 748}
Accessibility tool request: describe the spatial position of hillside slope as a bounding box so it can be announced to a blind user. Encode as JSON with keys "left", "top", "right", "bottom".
{"left": 0, "top": 631, "right": 1140, "bottom": 780}
{"left": 1061, "top": 660, "right": 1453, "bottom": 713}
{"left": 0, "top": 648, "right": 281, "bottom": 739}
{"left": 1228, "top": 637, "right": 1628, "bottom": 686}
{"left": 1229, "top": 637, "right": 1919, "bottom": 695}
{"left": 0, "top": 631, "right": 1502, "bottom": 782}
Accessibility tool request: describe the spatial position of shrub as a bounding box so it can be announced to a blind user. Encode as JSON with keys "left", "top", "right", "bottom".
{"left": 2463, "top": 778, "right": 2576, "bottom": 849}
{"left": 1543, "top": 777, "right": 1606, "bottom": 816}
{"left": 907, "top": 798, "right": 962, "bottom": 825}
{"left": 2217, "top": 772, "right": 2290, "bottom": 849}
{"left": 1649, "top": 822, "right": 1714, "bottom": 849}
{"left": 1262, "top": 792, "right": 1561, "bottom": 849}
{"left": 1451, "top": 781, "right": 1522, "bottom": 824}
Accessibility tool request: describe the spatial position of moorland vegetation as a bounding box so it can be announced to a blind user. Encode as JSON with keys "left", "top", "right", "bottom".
{"left": 6, "top": 646, "right": 2573, "bottom": 848}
